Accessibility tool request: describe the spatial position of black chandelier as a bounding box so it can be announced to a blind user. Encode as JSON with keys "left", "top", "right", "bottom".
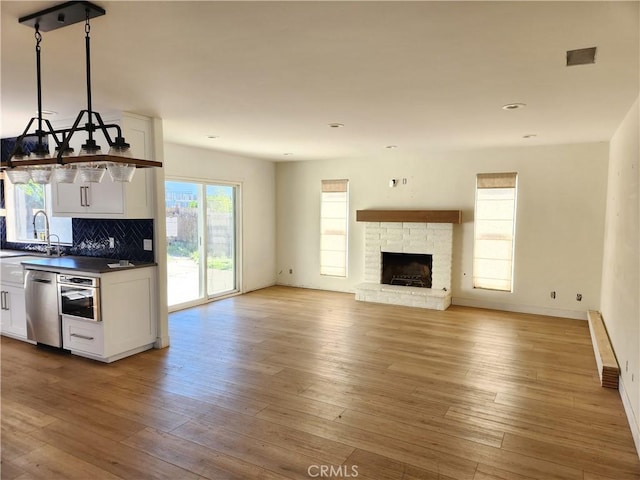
{"left": 2, "top": 1, "right": 161, "bottom": 184}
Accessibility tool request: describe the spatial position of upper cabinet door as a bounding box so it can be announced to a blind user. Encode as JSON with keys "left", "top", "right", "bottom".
{"left": 51, "top": 112, "right": 155, "bottom": 219}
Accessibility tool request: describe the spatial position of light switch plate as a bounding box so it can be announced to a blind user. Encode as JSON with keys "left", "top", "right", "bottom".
{"left": 143, "top": 239, "right": 153, "bottom": 251}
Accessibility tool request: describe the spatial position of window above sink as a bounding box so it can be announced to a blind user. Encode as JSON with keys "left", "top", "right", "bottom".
{"left": 3, "top": 178, "right": 72, "bottom": 245}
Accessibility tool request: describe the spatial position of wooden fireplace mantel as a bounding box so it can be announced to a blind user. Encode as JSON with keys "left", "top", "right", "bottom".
{"left": 356, "top": 209, "right": 462, "bottom": 224}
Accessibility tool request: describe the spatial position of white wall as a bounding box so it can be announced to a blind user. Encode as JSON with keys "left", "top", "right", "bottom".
{"left": 600, "top": 98, "right": 640, "bottom": 447}
{"left": 164, "top": 143, "right": 277, "bottom": 293}
{"left": 276, "top": 142, "right": 609, "bottom": 319}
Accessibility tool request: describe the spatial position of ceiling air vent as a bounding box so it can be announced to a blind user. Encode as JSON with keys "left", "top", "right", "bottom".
{"left": 566, "top": 47, "right": 597, "bottom": 66}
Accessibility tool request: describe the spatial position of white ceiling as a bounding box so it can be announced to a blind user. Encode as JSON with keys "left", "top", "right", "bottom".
{"left": 1, "top": 1, "right": 638, "bottom": 162}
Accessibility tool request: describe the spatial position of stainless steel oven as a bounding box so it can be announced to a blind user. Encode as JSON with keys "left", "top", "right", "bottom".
{"left": 58, "top": 274, "right": 101, "bottom": 322}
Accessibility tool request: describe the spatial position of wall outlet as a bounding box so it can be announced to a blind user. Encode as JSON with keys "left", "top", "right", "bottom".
{"left": 550, "top": 291, "right": 556, "bottom": 299}
{"left": 143, "top": 239, "right": 153, "bottom": 251}
{"left": 289, "top": 268, "right": 293, "bottom": 274}
{"left": 576, "top": 293, "right": 582, "bottom": 301}
{"left": 108, "top": 237, "right": 115, "bottom": 249}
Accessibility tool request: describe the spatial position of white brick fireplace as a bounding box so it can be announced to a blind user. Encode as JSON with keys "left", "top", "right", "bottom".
{"left": 354, "top": 210, "right": 460, "bottom": 310}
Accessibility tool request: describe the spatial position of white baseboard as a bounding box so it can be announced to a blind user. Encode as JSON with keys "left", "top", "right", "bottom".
{"left": 452, "top": 297, "right": 587, "bottom": 320}
{"left": 619, "top": 377, "right": 640, "bottom": 458}
{"left": 154, "top": 335, "right": 170, "bottom": 349}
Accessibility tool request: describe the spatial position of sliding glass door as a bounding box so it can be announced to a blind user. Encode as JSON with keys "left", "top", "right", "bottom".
{"left": 205, "top": 185, "right": 236, "bottom": 297}
{"left": 166, "top": 180, "right": 239, "bottom": 310}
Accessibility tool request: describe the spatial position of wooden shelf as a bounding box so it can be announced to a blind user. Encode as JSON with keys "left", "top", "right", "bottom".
{"left": 1, "top": 154, "right": 162, "bottom": 169}
{"left": 356, "top": 209, "right": 462, "bottom": 224}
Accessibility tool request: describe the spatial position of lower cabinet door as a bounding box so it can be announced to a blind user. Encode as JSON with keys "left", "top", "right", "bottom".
{"left": 62, "top": 316, "right": 104, "bottom": 356}
{"left": 1, "top": 285, "right": 28, "bottom": 340}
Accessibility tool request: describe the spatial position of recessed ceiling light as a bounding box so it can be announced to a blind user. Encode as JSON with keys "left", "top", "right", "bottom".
{"left": 207, "top": 135, "right": 219, "bottom": 139}
{"left": 502, "top": 103, "right": 527, "bottom": 111}
{"left": 41, "top": 109, "right": 57, "bottom": 115}
{"left": 283, "top": 152, "right": 293, "bottom": 156}
{"left": 385, "top": 145, "right": 398, "bottom": 149}
{"left": 328, "top": 123, "right": 344, "bottom": 128}
{"left": 522, "top": 134, "right": 537, "bottom": 139}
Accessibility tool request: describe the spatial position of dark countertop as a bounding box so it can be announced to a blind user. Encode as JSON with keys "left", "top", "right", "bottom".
{"left": 21, "top": 256, "right": 157, "bottom": 274}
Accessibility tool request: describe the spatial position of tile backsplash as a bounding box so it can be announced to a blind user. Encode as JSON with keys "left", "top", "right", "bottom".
{"left": 71, "top": 218, "right": 155, "bottom": 262}
{"left": 1, "top": 217, "right": 155, "bottom": 263}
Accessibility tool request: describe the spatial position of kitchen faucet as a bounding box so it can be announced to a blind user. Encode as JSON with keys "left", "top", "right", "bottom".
{"left": 32, "top": 210, "right": 60, "bottom": 256}
{"left": 48, "top": 233, "right": 62, "bottom": 257}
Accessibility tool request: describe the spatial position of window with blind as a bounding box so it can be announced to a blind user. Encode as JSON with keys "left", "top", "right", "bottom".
{"left": 320, "top": 179, "right": 349, "bottom": 277}
{"left": 473, "top": 172, "right": 518, "bottom": 292}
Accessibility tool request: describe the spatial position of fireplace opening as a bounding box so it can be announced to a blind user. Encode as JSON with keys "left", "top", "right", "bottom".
{"left": 381, "top": 252, "right": 432, "bottom": 288}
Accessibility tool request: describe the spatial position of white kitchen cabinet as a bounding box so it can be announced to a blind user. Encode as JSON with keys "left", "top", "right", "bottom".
{"left": 62, "top": 266, "right": 157, "bottom": 363}
{"left": 53, "top": 178, "right": 125, "bottom": 215}
{"left": 0, "top": 257, "right": 32, "bottom": 342}
{"left": 51, "top": 112, "right": 155, "bottom": 219}
{"left": 62, "top": 316, "right": 104, "bottom": 356}
{"left": 0, "top": 284, "right": 28, "bottom": 341}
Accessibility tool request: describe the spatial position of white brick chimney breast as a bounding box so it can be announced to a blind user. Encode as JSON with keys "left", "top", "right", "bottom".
{"left": 355, "top": 222, "right": 453, "bottom": 310}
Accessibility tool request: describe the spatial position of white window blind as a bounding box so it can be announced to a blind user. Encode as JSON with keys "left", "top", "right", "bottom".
{"left": 320, "top": 179, "right": 349, "bottom": 277}
{"left": 473, "top": 172, "right": 517, "bottom": 292}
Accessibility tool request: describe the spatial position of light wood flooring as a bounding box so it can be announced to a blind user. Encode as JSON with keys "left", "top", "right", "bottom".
{"left": 2, "top": 286, "right": 639, "bottom": 479}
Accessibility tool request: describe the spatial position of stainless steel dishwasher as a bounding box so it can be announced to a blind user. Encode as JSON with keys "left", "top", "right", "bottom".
{"left": 25, "top": 270, "right": 61, "bottom": 347}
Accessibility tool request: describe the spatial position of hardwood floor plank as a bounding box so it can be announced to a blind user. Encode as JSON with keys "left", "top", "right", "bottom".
{"left": 195, "top": 406, "right": 355, "bottom": 465}
{"left": 170, "top": 419, "right": 339, "bottom": 479}
{"left": 330, "top": 407, "right": 585, "bottom": 480}
{"left": 47, "top": 378, "right": 193, "bottom": 433}
{"left": 0, "top": 426, "right": 46, "bottom": 463}
{"left": 5, "top": 386, "right": 149, "bottom": 443}
{"left": 256, "top": 404, "right": 480, "bottom": 479}
{"left": 474, "top": 463, "right": 538, "bottom": 480}
{"left": 501, "top": 432, "right": 640, "bottom": 479}
{"left": 446, "top": 401, "right": 635, "bottom": 447}
{"left": 583, "top": 472, "right": 632, "bottom": 480}
{"left": 0, "top": 459, "right": 28, "bottom": 480}
{"left": 299, "top": 378, "right": 451, "bottom": 418}
{"left": 342, "top": 448, "right": 456, "bottom": 480}
{"left": 29, "top": 419, "right": 200, "bottom": 480}
{"left": 0, "top": 400, "right": 57, "bottom": 433}
{"left": 494, "top": 389, "right": 624, "bottom": 416}
{"left": 122, "top": 427, "right": 292, "bottom": 480}
{"left": 151, "top": 374, "right": 271, "bottom": 416}
{"left": 336, "top": 407, "right": 505, "bottom": 449}
{"left": 10, "top": 444, "right": 123, "bottom": 480}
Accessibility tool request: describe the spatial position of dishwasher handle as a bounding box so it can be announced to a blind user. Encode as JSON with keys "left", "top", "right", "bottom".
{"left": 30, "top": 278, "right": 53, "bottom": 284}
{"left": 26, "top": 271, "right": 57, "bottom": 283}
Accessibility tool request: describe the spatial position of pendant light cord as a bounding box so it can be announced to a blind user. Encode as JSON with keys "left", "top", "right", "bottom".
{"left": 84, "top": 10, "right": 94, "bottom": 145}
{"left": 35, "top": 24, "right": 45, "bottom": 150}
